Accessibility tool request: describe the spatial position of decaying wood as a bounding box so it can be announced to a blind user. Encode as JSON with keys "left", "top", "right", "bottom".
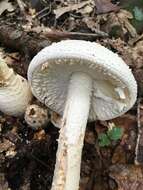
{"left": 0, "top": 23, "right": 51, "bottom": 57}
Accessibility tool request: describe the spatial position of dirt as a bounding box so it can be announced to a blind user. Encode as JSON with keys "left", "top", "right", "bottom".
{"left": 0, "top": 0, "right": 143, "bottom": 190}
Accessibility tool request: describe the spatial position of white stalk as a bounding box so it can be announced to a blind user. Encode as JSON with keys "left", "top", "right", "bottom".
{"left": 51, "top": 72, "right": 92, "bottom": 190}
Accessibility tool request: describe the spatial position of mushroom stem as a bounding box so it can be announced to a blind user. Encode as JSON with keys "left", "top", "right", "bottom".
{"left": 0, "top": 59, "right": 13, "bottom": 82}
{"left": 51, "top": 72, "right": 92, "bottom": 190}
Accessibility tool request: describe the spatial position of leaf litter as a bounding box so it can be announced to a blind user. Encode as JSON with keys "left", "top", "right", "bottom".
{"left": 0, "top": 0, "right": 143, "bottom": 190}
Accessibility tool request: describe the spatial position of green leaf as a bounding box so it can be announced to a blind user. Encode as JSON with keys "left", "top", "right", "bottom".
{"left": 98, "top": 133, "right": 111, "bottom": 147}
{"left": 107, "top": 127, "right": 123, "bottom": 141}
{"left": 133, "top": 6, "right": 143, "bottom": 21}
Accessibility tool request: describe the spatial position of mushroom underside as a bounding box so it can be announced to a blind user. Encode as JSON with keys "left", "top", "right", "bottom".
{"left": 31, "top": 59, "right": 131, "bottom": 121}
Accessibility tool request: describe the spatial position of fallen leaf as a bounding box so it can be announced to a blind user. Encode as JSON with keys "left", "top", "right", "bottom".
{"left": 0, "top": 139, "right": 13, "bottom": 153}
{"left": 110, "top": 164, "right": 143, "bottom": 190}
{"left": 118, "top": 10, "right": 137, "bottom": 38}
{"left": 120, "top": 0, "right": 143, "bottom": 33}
{"left": 95, "top": 0, "right": 120, "bottom": 14}
{"left": 111, "top": 114, "right": 137, "bottom": 157}
{"left": 131, "top": 40, "right": 143, "bottom": 69}
{"left": 82, "top": 17, "right": 108, "bottom": 37}
{"left": 112, "top": 146, "right": 126, "bottom": 164}
{"left": 77, "top": 3, "right": 94, "bottom": 15}
{"left": 0, "top": 0, "right": 14, "bottom": 15}
{"left": 104, "top": 9, "right": 137, "bottom": 38}
{"left": 33, "top": 129, "right": 47, "bottom": 140}
{"left": 54, "top": 0, "right": 92, "bottom": 19}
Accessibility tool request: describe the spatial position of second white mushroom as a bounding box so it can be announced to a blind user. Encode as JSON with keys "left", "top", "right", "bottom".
{"left": 0, "top": 58, "right": 32, "bottom": 116}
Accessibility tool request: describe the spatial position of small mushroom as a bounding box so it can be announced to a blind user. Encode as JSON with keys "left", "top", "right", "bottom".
{"left": 28, "top": 40, "right": 137, "bottom": 190}
{"left": 0, "top": 58, "right": 32, "bottom": 116}
{"left": 25, "top": 104, "right": 49, "bottom": 129}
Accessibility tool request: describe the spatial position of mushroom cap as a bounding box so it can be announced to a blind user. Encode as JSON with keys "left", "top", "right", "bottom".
{"left": 24, "top": 104, "right": 49, "bottom": 129}
{"left": 28, "top": 40, "right": 137, "bottom": 121}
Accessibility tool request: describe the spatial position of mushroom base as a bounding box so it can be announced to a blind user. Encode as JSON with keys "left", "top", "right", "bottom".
{"left": 51, "top": 72, "right": 92, "bottom": 190}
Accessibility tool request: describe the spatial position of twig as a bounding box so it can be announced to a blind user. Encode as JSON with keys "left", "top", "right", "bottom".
{"left": 35, "top": 4, "right": 52, "bottom": 19}
{"left": 135, "top": 98, "right": 143, "bottom": 165}
{"left": 43, "top": 29, "right": 109, "bottom": 40}
{"left": 35, "top": 7, "right": 49, "bottom": 17}
{"left": 27, "top": 27, "right": 109, "bottom": 41}
{"left": 38, "top": 9, "right": 51, "bottom": 20}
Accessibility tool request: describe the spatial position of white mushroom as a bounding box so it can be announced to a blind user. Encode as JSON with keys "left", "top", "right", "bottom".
{"left": 28, "top": 40, "right": 137, "bottom": 190}
{"left": 0, "top": 58, "right": 32, "bottom": 116}
{"left": 25, "top": 104, "right": 49, "bottom": 129}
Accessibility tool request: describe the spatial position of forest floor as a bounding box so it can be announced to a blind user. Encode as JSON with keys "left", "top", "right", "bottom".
{"left": 0, "top": 0, "right": 143, "bottom": 190}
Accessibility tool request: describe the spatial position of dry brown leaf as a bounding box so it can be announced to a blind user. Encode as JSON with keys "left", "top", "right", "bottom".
{"left": 0, "top": 139, "right": 13, "bottom": 153}
{"left": 111, "top": 114, "right": 137, "bottom": 155}
{"left": 76, "top": 3, "right": 94, "bottom": 15}
{"left": 110, "top": 164, "right": 143, "bottom": 190}
{"left": 54, "top": 0, "right": 92, "bottom": 19}
{"left": 95, "top": 0, "right": 119, "bottom": 14}
{"left": 0, "top": 0, "right": 14, "bottom": 15}
{"left": 104, "top": 9, "right": 137, "bottom": 38}
{"left": 33, "top": 129, "right": 47, "bottom": 140}
{"left": 132, "top": 41, "right": 143, "bottom": 69}
{"left": 112, "top": 114, "right": 136, "bottom": 132}
{"left": 112, "top": 146, "right": 126, "bottom": 164}
{"left": 117, "top": 9, "right": 137, "bottom": 38}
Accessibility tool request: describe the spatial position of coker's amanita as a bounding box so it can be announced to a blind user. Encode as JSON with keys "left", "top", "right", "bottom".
{"left": 0, "top": 58, "right": 32, "bottom": 116}
{"left": 27, "top": 40, "right": 137, "bottom": 190}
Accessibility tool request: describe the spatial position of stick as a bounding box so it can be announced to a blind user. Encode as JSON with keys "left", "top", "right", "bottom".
{"left": 30, "top": 28, "right": 109, "bottom": 41}
{"left": 135, "top": 98, "right": 143, "bottom": 165}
